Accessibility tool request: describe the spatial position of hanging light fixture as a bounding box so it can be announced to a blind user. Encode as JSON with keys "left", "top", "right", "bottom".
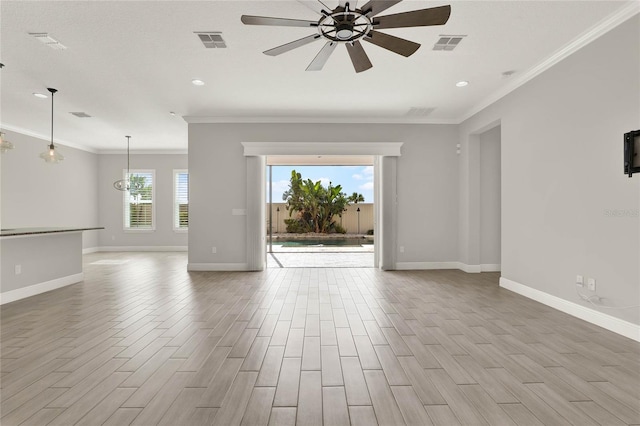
{"left": 39, "top": 88, "right": 64, "bottom": 163}
{"left": 0, "top": 64, "right": 13, "bottom": 154}
{"left": 0, "top": 132, "right": 14, "bottom": 153}
{"left": 113, "top": 136, "right": 143, "bottom": 191}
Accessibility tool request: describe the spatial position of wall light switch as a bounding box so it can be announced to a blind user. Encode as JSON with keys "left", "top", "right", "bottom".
{"left": 399, "top": 246, "right": 405, "bottom": 253}
{"left": 212, "top": 247, "right": 217, "bottom": 254}
{"left": 15, "top": 264, "right": 22, "bottom": 275}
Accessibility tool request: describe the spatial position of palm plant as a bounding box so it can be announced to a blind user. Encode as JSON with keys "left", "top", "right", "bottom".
{"left": 283, "top": 170, "right": 365, "bottom": 233}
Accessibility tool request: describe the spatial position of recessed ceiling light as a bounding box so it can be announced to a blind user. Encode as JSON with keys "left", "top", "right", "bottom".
{"left": 191, "top": 79, "right": 205, "bottom": 86}
{"left": 33, "top": 92, "right": 48, "bottom": 98}
{"left": 456, "top": 81, "right": 469, "bottom": 87}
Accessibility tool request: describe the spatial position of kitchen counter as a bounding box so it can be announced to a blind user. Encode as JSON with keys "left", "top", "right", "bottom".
{"left": 1, "top": 227, "right": 103, "bottom": 304}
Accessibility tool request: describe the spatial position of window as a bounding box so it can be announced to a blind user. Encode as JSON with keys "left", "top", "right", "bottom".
{"left": 174, "top": 170, "right": 189, "bottom": 230}
{"left": 124, "top": 170, "right": 155, "bottom": 230}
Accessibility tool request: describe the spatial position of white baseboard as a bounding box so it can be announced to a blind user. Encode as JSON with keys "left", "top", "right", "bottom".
{"left": 459, "top": 263, "right": 482, "bottom": 273}
{"left": 187, "top": 263, "right": 249, "bottom": 271}
{"left": 96, "top": 246, "right": 188, "bottom": 252}
{"left": 396, "top": 262, "right": 461, "bottom": 270}
{"left": 82, "top": 247, "right": 100, "bottom": 254}
{"left": 395, "top": 262, "right": 500, "bottom": 273}
{"left": 0, "top": 273, "right": 83, "bottom": 305}
{"left": 500, "top": 277, "right": 640, "bottom": 342}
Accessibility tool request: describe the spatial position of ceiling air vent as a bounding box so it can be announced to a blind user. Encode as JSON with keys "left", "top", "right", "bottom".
{"left": 406, "top": 107, "right": 436, "bottom": 117}
{"left": 433, "top": 35, "right": 466, "bottom": 51}
{"left": 195, "top": 32, "right": 227, "bottom": 48}
{"left": 70, "top": 112, "right": 92, "bottom": 118}
{"left": 29, "top": 33, "right": 67, "bottom": 50}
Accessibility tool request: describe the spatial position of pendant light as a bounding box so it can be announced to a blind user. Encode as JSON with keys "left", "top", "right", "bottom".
{"left": 0, "top": 65, "right": 13, "bottom": 153}
{"left": 113, "top": 136, "right": 143, "bottom": 191}
{"left": 0, "top": 132, "right": 14, "bottom": 153}
{"left": 39, "top": 88, "right": 64, "bottom": 163}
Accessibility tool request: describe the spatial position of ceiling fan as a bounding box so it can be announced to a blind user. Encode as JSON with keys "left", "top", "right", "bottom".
{"left": 241, "top": 0, "right": 451, "bottom": 73}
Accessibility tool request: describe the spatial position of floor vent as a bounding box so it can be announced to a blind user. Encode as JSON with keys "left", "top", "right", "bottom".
{"left": 433, "top": 35, "right": 466, "bottom": 51}
{"left": 195, "top": 32, "right": 227, "bottom": 48}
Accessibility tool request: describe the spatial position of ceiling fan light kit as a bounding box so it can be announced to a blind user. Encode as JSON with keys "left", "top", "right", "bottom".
{"left": 242, "top": 0, "right": 451, "bottom": 73}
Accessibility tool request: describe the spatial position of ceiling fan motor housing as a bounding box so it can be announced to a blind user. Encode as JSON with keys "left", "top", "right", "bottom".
{"left": 319, "top": 10, "right": 372, "bottom": 43}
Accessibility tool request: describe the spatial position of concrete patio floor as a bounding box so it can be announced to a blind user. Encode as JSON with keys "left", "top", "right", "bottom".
{"left": 266, "top": 244, "right": 374, "bottom": 268}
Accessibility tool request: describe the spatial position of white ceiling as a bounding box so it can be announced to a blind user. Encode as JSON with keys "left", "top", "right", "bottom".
{"left": 0, "top": 1, "right": 634, "bottom": 152}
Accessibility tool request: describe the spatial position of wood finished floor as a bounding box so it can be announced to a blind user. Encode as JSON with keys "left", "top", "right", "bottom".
{"left": 1, "top": 252, "right": 639, "bottom": 426}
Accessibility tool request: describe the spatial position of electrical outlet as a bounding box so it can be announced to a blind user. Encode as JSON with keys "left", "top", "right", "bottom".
{"left": 576, "top": 275, "right": 584, "bottom": 287}
{"left": 15, "top": 264, "right": 21, "bottom": 275}
{"left": 587, "top": 278, "right": 596, "bottom": 292}
{"left": 399, "top": 246, "right": 405, "bottom": 253}
{"left": 212, "top": 247, "right": 217, "bottom": 254}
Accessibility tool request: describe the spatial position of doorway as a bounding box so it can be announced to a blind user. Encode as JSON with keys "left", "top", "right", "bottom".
{"left": 266, "top": 158, "right": 375, "bottom": 268}
{"left": 242, "top": 142, "right": 402, "bottom": 271}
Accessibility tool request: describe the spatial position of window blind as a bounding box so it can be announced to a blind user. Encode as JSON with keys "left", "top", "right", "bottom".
{"left": 174, "top": 170, "right": 189, "bottom": 229}
{"left": 124, "top": 170, "right": 155, "bottom": 229}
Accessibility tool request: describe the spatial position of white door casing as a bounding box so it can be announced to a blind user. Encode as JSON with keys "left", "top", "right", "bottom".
{"left": 242, "top": 142, "right": 402, "bottom": 271}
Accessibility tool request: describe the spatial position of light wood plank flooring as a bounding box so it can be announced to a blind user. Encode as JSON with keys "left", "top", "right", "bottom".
{"left": 1, "top": 252, "right": 639, "bottom": 425}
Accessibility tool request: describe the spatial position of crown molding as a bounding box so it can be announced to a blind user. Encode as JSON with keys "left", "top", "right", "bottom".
{"left": 98, "top": 149, "right": 188, "bottom": 155}
{"left": 242, "top": 142, "right": 403, "bottom": 157}
{"left": 183, "top": 115, "right": 458, "bottom": 125}
{"left": 458, "top": 1, "right": 640, "bottom": 124}
{"left": 0, "top": 123, "right": 98, "bottom": 154}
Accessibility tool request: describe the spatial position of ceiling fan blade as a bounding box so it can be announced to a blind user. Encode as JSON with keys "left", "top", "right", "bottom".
{"left": 364, "top": 30, "right": 419, "bottom": 57}
{"left": 241, "top": 15, "right": 318, "bottom": 28}
{"left": 346, "top": 41, "right": 373, "bottom": 73}
{"left": 359, "top": 0, "right": 402, "bottom": 17}
{"left": 297, "top": 0, "right": 331, "bottom": 16}
{"left": 373, "top": 5, "right": 451, "bottom": 29}
{"left": 264, "top": 34, "right": 322, "bottom": 56}
{"left": 306, "top": 41, "right": 338, "bottom": 71}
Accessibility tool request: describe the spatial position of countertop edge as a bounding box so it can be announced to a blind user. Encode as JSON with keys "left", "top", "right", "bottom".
{"left": 0, "top": 227, "right": 105, "bottom": 237}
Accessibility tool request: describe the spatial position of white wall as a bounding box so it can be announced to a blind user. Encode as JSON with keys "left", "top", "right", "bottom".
{"left": 479, "top": 126, "right": 501, "bottom": 266}
{"left": 459, "top": 15, "right": 639, "bottom": 325}
{"left": 188, "top": 123, "right": 459, "bottom": 267}
{"left": 97, "top": 153, "right": 188, "bottom": 249}
{"left": 0, "top": 130, "right": 99, "bottom": 249}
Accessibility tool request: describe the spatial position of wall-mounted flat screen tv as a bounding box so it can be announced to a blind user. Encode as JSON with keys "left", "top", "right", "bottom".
{"left": 624, "top": 130, "right": 640, "bottom": 177}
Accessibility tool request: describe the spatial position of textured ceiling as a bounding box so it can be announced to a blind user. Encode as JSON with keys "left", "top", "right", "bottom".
{"left": 0, "top": 1, "right": 633, "bottom": 151}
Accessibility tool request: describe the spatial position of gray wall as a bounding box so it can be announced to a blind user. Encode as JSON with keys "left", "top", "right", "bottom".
{"left": 97, "top": 153, "right": 188, "bottom": 248}
{"left": 1, "top": 232, "right": 82, "bottom": 292}
{"left": 188, "top": 123, "right": 460, "bottom": 266}
{"left": 0, "top": 130, "right": 99, "bottom": 249}
{"left": 459, "top": 16, "right": 639, "bottom": 324}
{"left": 479, "top": 126, "right": 501, "bottom": 266}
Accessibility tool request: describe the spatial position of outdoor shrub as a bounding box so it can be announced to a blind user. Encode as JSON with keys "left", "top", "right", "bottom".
{"left": 284, "top": 218, "right": 311, "bottom": 233}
